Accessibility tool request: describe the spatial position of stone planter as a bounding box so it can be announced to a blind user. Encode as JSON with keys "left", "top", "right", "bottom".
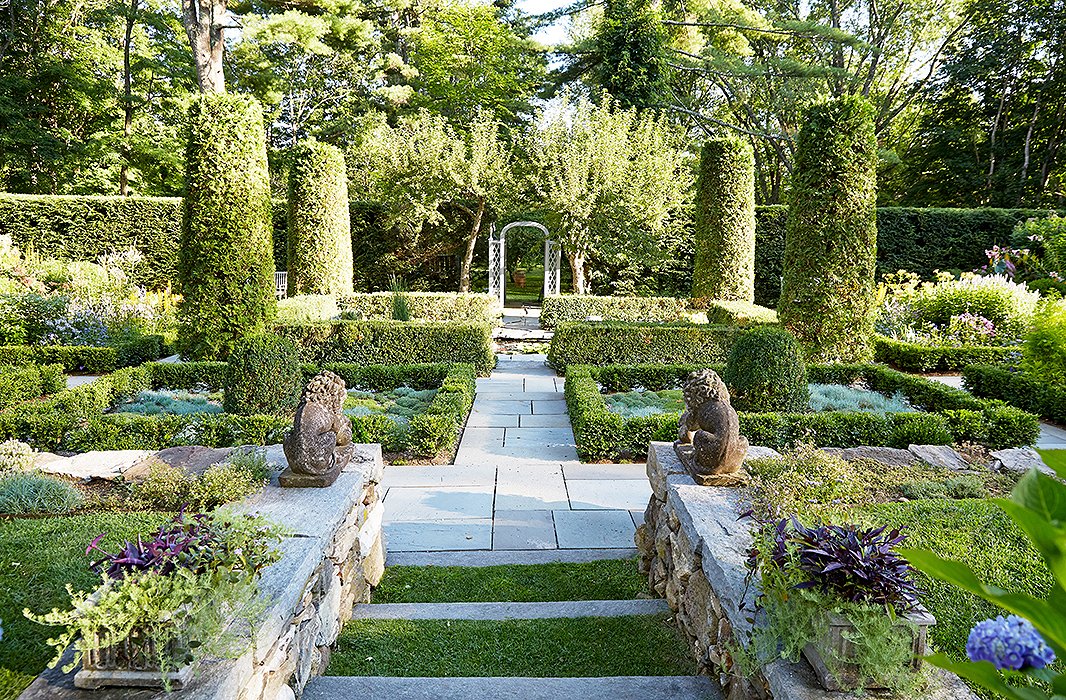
{"left": 512, "top": 269, "right": 527, "bottom": 287}
{"left": 801, "top": 607, "right": 936, "bottom": 691}
{"left": 75, "top": 627, "right": 194, "bottom": 690}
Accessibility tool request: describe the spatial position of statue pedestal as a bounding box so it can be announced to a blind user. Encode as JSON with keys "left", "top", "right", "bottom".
{"left": 279, "top": 463, "right": 342, "bottom": 488}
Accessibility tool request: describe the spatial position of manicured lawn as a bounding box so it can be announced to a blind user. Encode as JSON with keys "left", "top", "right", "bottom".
{"left": 0, "top": 513, "right": 171, "bottom": 700}
{"left": 372, "top": 559, "right": 648, "bottom": 603}
{"left": 1037, "top": 448, "right": 1066, "bottom": 475}
{"left": 854, "top": 500, "right": 1052, "bottom": 667}
{"left": 328, "top": 614, "right": 695, "bottom": 677}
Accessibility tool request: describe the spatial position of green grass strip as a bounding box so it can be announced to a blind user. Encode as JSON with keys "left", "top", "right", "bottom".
{"left": 372, "top": 559, "right": 648, "bottom": 603}
{"left": 0, "top": 512, "right": 172, "bottom": 700}
{"left": 328, "top": 615, "right": 695, "bottom": 677}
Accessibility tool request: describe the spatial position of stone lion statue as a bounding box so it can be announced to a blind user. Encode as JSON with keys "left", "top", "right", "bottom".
{"left": 281, "top": 371, "right": 356, "bottom": 487}
{"left": 673, "top": 368, "right": 749, "bottom": 484}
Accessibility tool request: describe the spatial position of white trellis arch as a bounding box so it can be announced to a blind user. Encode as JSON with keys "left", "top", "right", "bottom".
{"left": 488, "top": 221, "right": 560, "bottom": 305}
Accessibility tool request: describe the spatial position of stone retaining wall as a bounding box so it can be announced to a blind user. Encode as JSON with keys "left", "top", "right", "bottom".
{"left": 635, "top": 441, "right": 976, "bottom": 700}
{"left": 20, "top": 444, "right": 386, "bottom": 700}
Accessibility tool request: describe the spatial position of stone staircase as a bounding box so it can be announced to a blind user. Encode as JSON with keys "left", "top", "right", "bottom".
{"left": 301, "top": 551, "right": 721, "bottom": 700}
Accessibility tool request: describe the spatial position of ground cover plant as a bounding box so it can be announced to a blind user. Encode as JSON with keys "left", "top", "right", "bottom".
{"left": 568, "top": 362, "right": 1038, "bottom": 461}
{"left": 328, "top": 615, "right": 695, "bottom": 678}
{"left": 373, "top": 559, "right": 647, "bottom": 603}
{"left": 114, "top": 389, "right": 223, "bottom": 416}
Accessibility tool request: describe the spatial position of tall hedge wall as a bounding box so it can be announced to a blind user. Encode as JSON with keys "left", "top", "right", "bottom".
{"left": 287, "top": 140, "right": 354, "bottom": 296}
{"left": 780, "top": 96, "right": 879, "bottom": 362}
{"left": 177, "top": 93, "right": 276, "bottom": 360}
{"left": 0, "top": 194, "right": 182, "bottom": 289}
{"left": 692, "top": 136, "right": 756, "bottom": 301}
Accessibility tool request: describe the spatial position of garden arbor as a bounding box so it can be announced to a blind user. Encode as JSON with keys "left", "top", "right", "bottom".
{"left": 488, "top": 221, "right": 561, "bottom": 305}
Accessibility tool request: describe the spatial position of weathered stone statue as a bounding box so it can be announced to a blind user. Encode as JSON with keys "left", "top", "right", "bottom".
{"left": 281, "top": 370, "right": 356, "bottom": 487}
{"left": 674, "top": 368, "right": 749, "bottom": 485}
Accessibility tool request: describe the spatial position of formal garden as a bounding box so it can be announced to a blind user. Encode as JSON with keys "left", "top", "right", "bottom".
{"left": 0, "top": 0, "right": 1065, "bottom": 696}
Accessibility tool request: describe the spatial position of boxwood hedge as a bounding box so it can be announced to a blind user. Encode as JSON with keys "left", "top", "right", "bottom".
{"left": 566, "top": 363, "right": 1039, "bottom": 460}
{"left": 338, "top": 293, "right": 500, "bottom": 324}
{"left": 963, "top": 363, "right": 1066, "bottom": 424}
{"left": 275, "top": 320, "right": 495, "bottom": 375}
{"left": 0, "top": 363, "right": 65, "bottom": 411}
{"left": 0, "top": 335, "right": 165, "bottom": 373}
{"left": 873, "top": 335, "right": 1016, "bottom": 373}
{"left": 0, "top": 360, "right": 475, "bottom": 458}
{"left": 539, "top": 296, "right": 776, "bottom": 330}
{"left": 548, "top": 322, "right": 746, "bottom": 369}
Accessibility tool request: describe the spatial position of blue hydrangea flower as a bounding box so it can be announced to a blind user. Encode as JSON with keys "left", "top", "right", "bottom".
{"left": 966, "top": 615, "right": 1056, "bottom": 671}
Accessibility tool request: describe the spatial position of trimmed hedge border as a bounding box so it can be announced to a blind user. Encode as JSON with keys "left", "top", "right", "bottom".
{"left": 548, "top": 322, "right": 747, "bottom": 369}
{"left": 0, "top": 335, "right": 165, "bottom": 373}
{"left": 338, "top": 292, "right": 501, "bottom": 324}
{"left": 0, "top": 363, "right": 65, "bottom": 411}
{"left": 540, "top": 296, "right": 776, "bottom": 330}
{"left": 873, "top": 335, "right": 1016, "bottom": 373}
{"left": 565, "top": 363, "right": 1039, "bottom": 460}
{"left": 963, "top": 364, "right": 1066, "bottom": 424}
{"left": 0, "top": 360, "right": 475, "bottom": 458}
{"left": 275, "top": 320, "right": 496, "bottom": 375}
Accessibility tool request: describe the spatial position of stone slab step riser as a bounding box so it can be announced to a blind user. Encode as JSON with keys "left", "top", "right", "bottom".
{"left": 353, "top": 599, "right": 669, "bottom": 620}
{"left": 386, "top": 548, "right": 638, "bottom": 567}
{"left": 303, "top": 676, "right": 721, "bottom": 700}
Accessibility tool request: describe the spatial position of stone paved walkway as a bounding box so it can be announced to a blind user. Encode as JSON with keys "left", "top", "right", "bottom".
{"left": 380, "top": 354, "right": 650, "bottom": 555}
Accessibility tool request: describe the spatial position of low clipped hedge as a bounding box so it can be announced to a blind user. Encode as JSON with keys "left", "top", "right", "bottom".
{"left": 548, "top": 322, "right": 746, "bottom": 369}
{"left": 338, "top": 292, "right": 501, "bottom": 324}
{"left": 963, "top": 364, "right": 1066, "bottom": 424}
{"left": 565, "top": 363, "right": 1039, "bottom": 460}
{"left": 540, "top": 296, "right": 775, "bottom": 330}
{"left": 0, "top": 335, "right": 165, "bottom": 373}
{"left": 275, "top": 320, "right": 495, "bottom": 375}
{"left": 873, "top": 335, "right": 1016, "bottom": 373}
{"left": 0, "top": 363, "right": 65, "bottom": 411}
{"left": 0, "top": 360, "right": 475, "bottom": 458}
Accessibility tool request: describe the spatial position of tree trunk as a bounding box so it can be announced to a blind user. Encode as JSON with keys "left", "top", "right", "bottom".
{"left": 120, "top": 0, "right": 138, "bottom": 196}
{"left": 568, "top": 250, "right": 586, "bottom": 295}
{"left": 459, "top": 197, "right": 485, "bottom": 293}
{"left": 182, "top": 0, "right": 226, "bottom": 93}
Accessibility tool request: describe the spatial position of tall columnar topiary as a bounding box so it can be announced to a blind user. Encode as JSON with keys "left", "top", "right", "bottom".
{"left": 177, "top": 93, "right": 275, "bottom": 360}
{"left": 722, "top": 325, "right": 809, "bottom": 413}
{"left": 692, "top": 135, "right": 756, "bottom": 302}
{"left": 223, "top": 334, "right": 304, "bottom": 416}
{"left": 287, "top": 140, "right": 354, "bottom": 296}
{"left": 779, "top": 95, "right": 878, "bottom": 363}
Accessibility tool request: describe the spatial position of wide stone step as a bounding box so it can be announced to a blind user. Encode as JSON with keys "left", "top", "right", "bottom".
{"left": 386, "top": 548, "right": 638, "bottom": 567}
{"left": 353, "top": 599, "right": 668, "bottom": 620}
{"left": 303, "top": 676, "right": 722, "bottom": 700}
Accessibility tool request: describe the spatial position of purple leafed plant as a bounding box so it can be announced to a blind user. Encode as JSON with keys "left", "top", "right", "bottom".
{"left": 748, "top": 516, "right": 921, "bottom": 614}
{"left": 87, "top": 513, "right": 211, "bottom": 579}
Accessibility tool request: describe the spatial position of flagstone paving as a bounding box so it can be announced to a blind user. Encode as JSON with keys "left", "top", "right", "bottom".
{"left": 381, "top": 354, "right": 650, "bottom": 555}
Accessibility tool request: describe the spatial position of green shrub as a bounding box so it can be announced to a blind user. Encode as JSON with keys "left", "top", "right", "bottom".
{"left": 129, "top": 452, "right": 269, "bottom": 511}
{"left": 540, "top": 295, "right": 691, "bottom": 328}
{"left": 287, "top": 140, "right": 354, "bottom": 296}
{"left": 223, "top": 334, "right": 303, "bottom": 416}
{"left": 390, "top": 277, "right": 410, "bottom": 322}
{"left": 276, "top": 294, "right": 339, "bottom": 324}
{"left": 0, "top": 345, "right": 116, "bottom": 373}
{"left": 873, "top": 335, "right": 1014, "bottom": 372}
{"left": 149, "top": 360, "right": 228, "bottom": 392}
{"left": 1021, "top": 298, "right": 1066, "bottom": 386}
{"left": 0, "top": 363, "right": 65, "bottom": 410}
{"left": 692, "top": 136, "right": 756, "bottom": 302}
{"left": 177, "top": 93, "right": 276, "bottom": 360}
{"left": 780, "top": 96, "right": 878, "bottom": 362}
{"left": 695, "top": 299, "right": 778, "bottom": 325}
{"left": 0, "top": 438, "right": 34, "bottom": 472}
{"left": 1015, "top": 213, "right": 1066, "bottom": 274}
{"left": 964, "top": 363, "right": 1066, "bottom": 425}
{"left": 722, "top": 326, "right": 808, "bottom": 412}
{"left": 338, "top": 292, "right": 500, "bottom": 323}
{"left": 0, "top": 472, "right": 84, "bottom": 514}
{"left": 276, "top": 320, "right": 495, "bottom": 375}
{"left": 548, "top": 322, "right": 743, "bottom": 369}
